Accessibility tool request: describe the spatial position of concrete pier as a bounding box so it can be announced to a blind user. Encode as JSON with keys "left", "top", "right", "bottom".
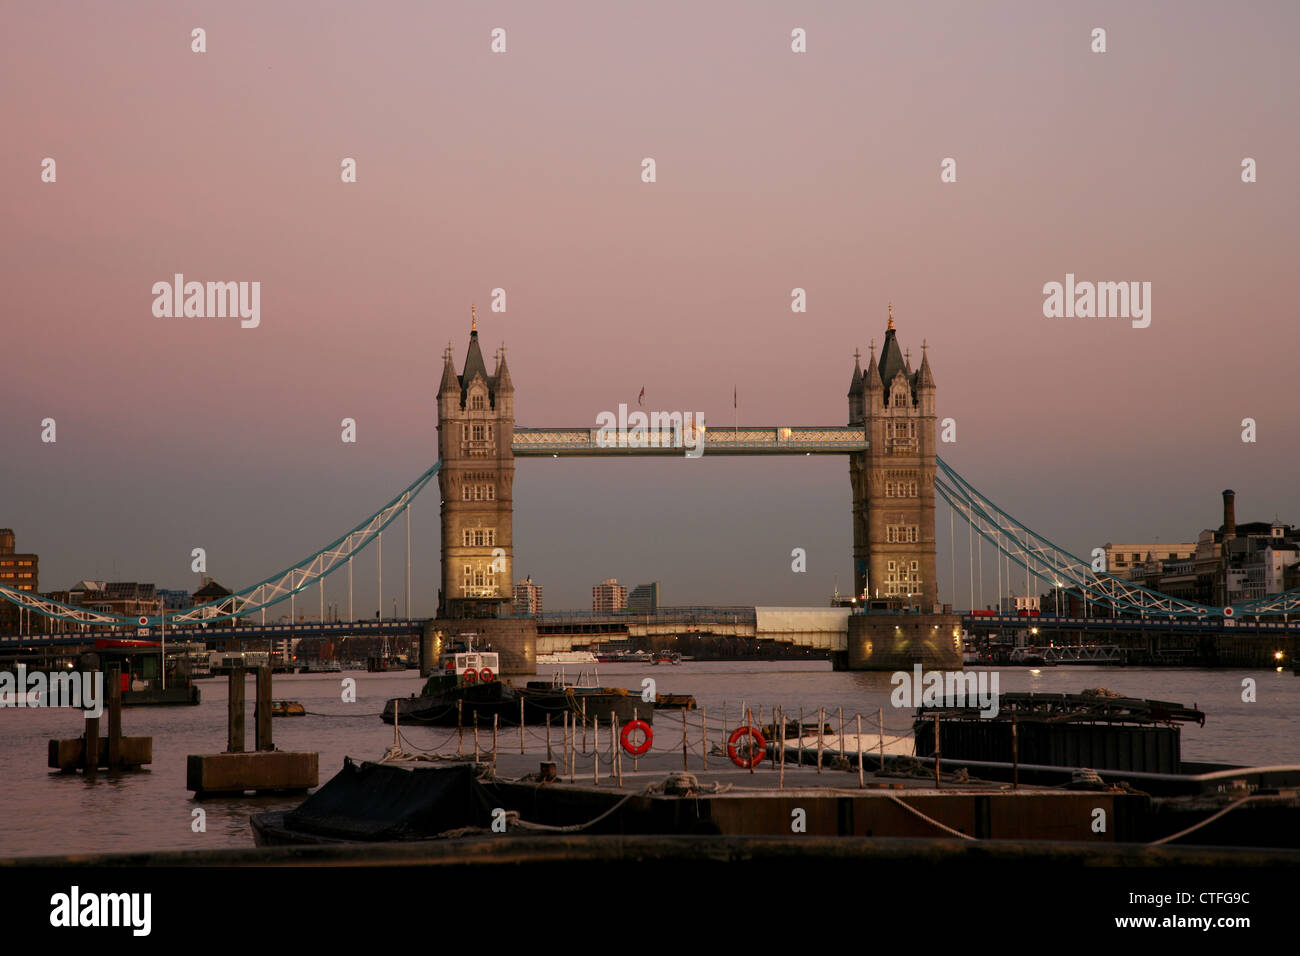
{"left": 847, "top": 612, "right": 962, "bottom": 670}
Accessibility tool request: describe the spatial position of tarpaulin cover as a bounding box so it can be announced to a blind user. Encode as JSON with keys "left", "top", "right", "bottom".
{"left": 283, "top": 760, "right": 501, "bottom": 841}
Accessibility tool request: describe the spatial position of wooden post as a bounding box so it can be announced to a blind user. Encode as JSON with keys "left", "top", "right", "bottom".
{"left": 838, "top": 706, "right": 845, "bottom": 759}
{"left": 492, "top": 713, "right": 499, "bottom": 769}
{"left": 816, "top": 707, "right": 824, "bottom": 773}
{"left": 106, "top": 664, "right": 122, "bottom": 769}
{"left": 610, "top": 711, "right": 617, "bottom": 781}
{"left": 582, "top": 698, "right": 588, "bottom": 755}
{"left": 255, "top": 665, "right": 273, "bottom": 752}
{"left": 562, "top": 710, "right": 569, "bottom": 777}
{"left": 798, "top": 705, "right": 804, "bottom": 769}
{"left": 615, "top": 713, "right": 623, "bottom": 787}
{"left": 746, "top": 708, "right": 755, "bottom": 775}
{"left": 457, "top": 699, "right": 463, "bottom": 756}
{"left": 681, "top": 708, "right": 688, "bottom": 771}
{"left": 701, "top": 707, "right": 707, "bottom": 771}
{"left": 1012, "top": 712, "right": 1019, "bottom": 791}
{"left": 520, "top": 697, "right": 526, "bottom": 754}
{"left": 632, "top": 706, "right": 639, "bottom": 773}
{"left": 878, "top": 707, "right": 885, "bottom": 771}
{"left": 857, "top": 713, "right": 864, "bottom": 788}
{"left": 474, "top": 711, "right": 480, "bottom": 763}
{"left": 227, "top": 666, "right": 245, "bottom": 753}
{"left": 933, "top": 713, "right": 941, "bottom": 788}
{"left": 84, "top": 667, "right": 101, "bottom": 774}
{"left": 546, "top": 713, "right": 552, "bottom": 761}
{"left": 779, "top": 706, "right": 786, "bottom": 789}
{"left": 593, "top": 714, "right": 599, "bottom": 785}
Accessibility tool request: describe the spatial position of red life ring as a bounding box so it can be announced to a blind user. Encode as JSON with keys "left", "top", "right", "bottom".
{"left": 479, "top": 667, "right": 494, "bottom": 682}
{"left": 620, "top": 719, "right": 653, "bottom": 756}
{"left": 463, "top": 668, "right": 478, "bottom": 684}
{"left": 728, "top": 726, "right": 767, "bottom": 768}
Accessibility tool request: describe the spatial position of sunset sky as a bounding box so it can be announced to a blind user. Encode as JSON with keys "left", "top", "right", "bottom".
{"left": 3, "top": 1, "right": 1297, "bottom": 615}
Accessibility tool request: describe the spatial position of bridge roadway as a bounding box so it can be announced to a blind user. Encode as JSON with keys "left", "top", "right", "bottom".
{"left": 512, "top": 426, "right": 867, "bottom": 456}
{"left": 4, "top": 611, "right": 1297, "bottom": 654}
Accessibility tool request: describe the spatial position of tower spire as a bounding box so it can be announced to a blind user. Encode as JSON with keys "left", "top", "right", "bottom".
{"left": 888, "top": 302, "right": 894, "bottom": 331}
{"left": 471, "top": 303, "right": 477, "bottom": 333}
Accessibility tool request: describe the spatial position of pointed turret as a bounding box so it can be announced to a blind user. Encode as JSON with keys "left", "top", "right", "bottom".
{"left": 917, "top": 340, "right": 935, "bottom": 390}
{"left": 865, "top": 340, "right": 883, "bottom": 392}
{"left": 848, "top": 351, "right": 863, "bottom": 396}
{"left": 437, "top": 343, "right": 459, "bottom": 398}
{"left": 848, "top": 349, "right": 865, "bottom": 424}
{"left": 494, "top": 343, "right": 513, "bottom": 393}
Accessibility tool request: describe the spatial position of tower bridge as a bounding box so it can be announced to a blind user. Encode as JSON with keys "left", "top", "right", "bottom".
{"left": 6, "top": 306, "right": 1300, "bottom": 673}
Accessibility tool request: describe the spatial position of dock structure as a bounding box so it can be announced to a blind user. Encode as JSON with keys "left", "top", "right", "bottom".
{"left": 48, "top": 664, "right": 153, "bottom": 772}
{"left": 186, "top": 665, "right": 318, "bottom": 798}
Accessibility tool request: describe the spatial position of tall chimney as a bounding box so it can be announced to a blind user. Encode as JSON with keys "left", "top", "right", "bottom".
{"left": 1222, "top": 489, "right": 1236, "bottom": 538}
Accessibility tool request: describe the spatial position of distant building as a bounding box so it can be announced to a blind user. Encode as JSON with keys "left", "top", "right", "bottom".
{"left": 513, "top": 575, "right": 543, "bottom": 616}
{"left": 1000, "top": 594, "right": 1040, "bottom": 614}
{"left": 192, "top": 576, "right": 234, "bottom": 620}
{"left": 628, "top": 581, "right": 660, "bottom": 613}
{"left": 0, "top": 529, "right": 38, "bottom": 633}
{"left": 1109, "top": 491, "right": 1299, "bottom": 607}
{"left": 1105, "top": 543, "right": 1197, "bottom": 577}
{"left": 158, "top": 588, "right": 190, "bottom": 612}
{"left": 592, "top": 578, "right": 627, "bottom": 613}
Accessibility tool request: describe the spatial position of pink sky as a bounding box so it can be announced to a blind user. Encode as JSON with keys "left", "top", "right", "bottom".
{"left": 2, "top": 1, "right": 1297, "bottom": 613}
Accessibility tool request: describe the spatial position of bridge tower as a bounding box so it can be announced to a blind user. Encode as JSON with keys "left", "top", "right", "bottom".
{"left": 436, "top": 308, "right": 515, "bottom": 618}
{"left": 848, "top": 305, "right": 939, "bottom": 609}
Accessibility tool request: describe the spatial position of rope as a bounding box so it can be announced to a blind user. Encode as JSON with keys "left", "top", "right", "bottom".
{"left": 1146, "top": 795, "right": 1261, "bottom": 846}
{"left": 887, "top": 795, "right": 977, "bottom": 840}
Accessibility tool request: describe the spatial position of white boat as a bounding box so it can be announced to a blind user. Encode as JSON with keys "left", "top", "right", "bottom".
{"left": 536, "top": 651, "right": 598, "bottom": 665}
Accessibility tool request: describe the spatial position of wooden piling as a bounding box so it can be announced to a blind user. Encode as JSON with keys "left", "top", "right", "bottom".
{"left": 838, "top": 706, "right": 845, "bottom": 759}
{"left": 794, "top": 705, "right": 803, "bottom": 769}
{"left": 520, "top": 697, "right": 525, "bottom": 754}
{"left": 878, "top": 707, "right": 885, "bottom": 771}
{"left": 857, "top": 713, "right": 864, "bottom": 788}
{"left": 474, "top": 712, "right": 480, "bottom": 763}
{"left": 457, "top": 699, "right": 463, "bottom": 756}
{"left": 1012, "top": 712, "right": 1019, "bottom": 791}
{"left": 747, "top": 708, "right": 755, "bottom": 775}
{"left": 492, "top": 713, "right": 499, "bottom": 769}
{"left": 609, "top": 710, "right": 617, "bottom": 780}
{"left": 933, "top": 713, "right": 941, "bottom": 788}
{"left": 255, "top": 665, "right": 273, "bottom": 752}
{"left": 227, "top": 667, "right": 245, "bottom": 753}
{"left": 106, "top": 664, "right": 122, "bottom": 769}
{"left": 631, "top": 707, "right": 639, "bottom": 773}
{"left": 84, "top": 682, "right": 100, "bottom": 776}
{"left": 779, "top": 706, "right": 786, "bottom": 789}
{"left": 681, "top": 708, "right": 688, "bottom": 771}
{"left": 581, "top": 699, "right": 587, "bottom": 755}
{"left": 701, "top": 707, "right": 707, "bottom": 771}
{"left": 816, "top": 707, "right": 824, "bottom": 773}
{"left": 546, "top": 713, "right": 552, "bottom": 761}
{"left": 593, "top": 716, "right": 599, "bottom": 785}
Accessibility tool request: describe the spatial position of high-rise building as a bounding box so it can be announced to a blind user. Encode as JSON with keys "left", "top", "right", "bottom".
{"left": 592, "top": 578, "right": 627, "bottom": 612}
{"left": 847, "top": 307, "right": 938, "bottom": 607}
{"left": 628, "top": 581, "right": 660, "bottom": 613}
{"left": 437, "top": 308, "right": 515, "bottom": 618}
{"left": 513, "top": 575, "right": 543, "bottom": 615}
{"left": 0, "top": 529, "right": 39, "bottom": 633}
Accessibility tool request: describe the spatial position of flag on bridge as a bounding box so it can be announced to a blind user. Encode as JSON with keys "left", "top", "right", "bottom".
{"left": 638, "top": 386, "right": 645, "bottom": 406}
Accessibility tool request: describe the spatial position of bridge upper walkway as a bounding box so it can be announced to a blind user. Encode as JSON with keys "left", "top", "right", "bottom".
{"left": 512, "top": 426, "right": 868, "bottom": 456}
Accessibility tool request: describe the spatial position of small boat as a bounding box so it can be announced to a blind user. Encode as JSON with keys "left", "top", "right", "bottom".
{"left": 653, "top": 693, "right": 696, "bottom": 710}
{"left": 272, "top": 700, "right": 306, "bottom": 717}
{"left": 537, "top": 651, "right": 598, "bottom": 665}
